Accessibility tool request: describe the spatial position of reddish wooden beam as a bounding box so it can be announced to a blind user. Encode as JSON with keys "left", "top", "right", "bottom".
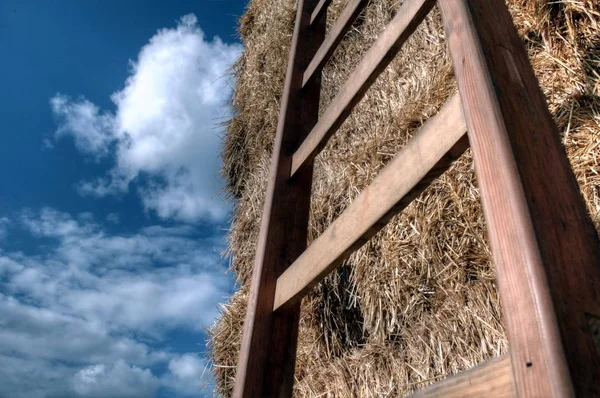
{"left": 303, "top": 0, "right": 368, "bottom": 88}
{"left": 232, "top": 0, "right": 326, "bottom": 396}
{"left": 310, "top": 0, "right": 332, "bottom": 25}
{"left": 291, "top": 0, "right": 436, "bottom": 177}
{"left": 440, "top": 0, "right": 600, "bottom": 396}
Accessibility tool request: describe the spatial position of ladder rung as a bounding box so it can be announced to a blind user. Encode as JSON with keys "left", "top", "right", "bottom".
{"left": 291, "top": 0, "right": 436, "bottom": 178}
{"left": 274, "top": 94, "right": 467, "bottom": 311}
{"left": 409, "top": 355, "right": 515, "bottom": 397}
{"left": 310, "top": 0, "right": 332, "bottom": 25}
{"left": 303, "top": 0, "right": 369, "bottom": 88}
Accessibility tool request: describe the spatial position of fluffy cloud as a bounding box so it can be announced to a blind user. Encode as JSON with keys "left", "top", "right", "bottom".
{"left": 36, "top": 12, "right": 239, "bottom": 397}
{"left": 106, "top": 212, "right": 120, "bottom": 224}
{"left": 10, "top": 208, "right": 229, "bottom": 333}
{"left": 162, "top": 354, "right": 213, "bottom": 395}
{"left": 0, "top": 354, "right": 75, "bottom": 398}
{"left": 0, "top": 293, "right": 162, "bottom": 365}
{"left": 51, "top": 14, "right": 241, "bottom": 222}
{"left": 0, "top": 208, "right": 230, "bottom": 397}
{"left": 50, "top": 96, "right": 116, "bottom": 158}
{"left": 73, "top": 361, "right": 160, "bottom": 398}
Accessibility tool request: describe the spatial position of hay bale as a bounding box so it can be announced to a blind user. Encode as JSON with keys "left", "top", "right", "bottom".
{"left": 209, "top": 0, "right": 600, "bottom": 396}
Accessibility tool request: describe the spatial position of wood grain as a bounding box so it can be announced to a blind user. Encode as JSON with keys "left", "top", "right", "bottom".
{"left": 290, "top": 0, "right": 436, "bottom": 177}
{"left": 274, "top": 94, "right": 467, "bottom": 310}
{"left": 440, "top": 0, "right": 600, "bottom": 396}
{"left": 232, "top": 0, "right": 326, "bottom": 396}
{"left": 310, "top": 0, "right": 332, "bottom": 25}
{"left": 410, "top": 355, "right": 515, "bottom": 397}
{"left": 303, "top": 0, "right": 368, "bottom": 88}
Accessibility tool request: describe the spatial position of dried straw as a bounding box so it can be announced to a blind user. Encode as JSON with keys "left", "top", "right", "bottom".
{"left": 209, "top": 0, "right": 600, "bottom": 396}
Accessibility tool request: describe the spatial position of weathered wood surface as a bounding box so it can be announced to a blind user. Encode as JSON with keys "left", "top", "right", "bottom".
{"left": 410, "top": 355, "right": 515, "bottom": 398}
{"left": 291, "top": 0, "right": 436, "bottom": 177}
{"left": 232, "top": 0, "right": 326, "bottom": 396}
{"left": 274, "top": 94, "right": 467, "bottom": 310}
{"left": 303, "top": 0, "right": 368, "bottom": 87}
{"left": 310, "top": 0, "right": 332, "bottom": 25}
{"left": 440, "top": 0, "right": 600, "bottom": 396}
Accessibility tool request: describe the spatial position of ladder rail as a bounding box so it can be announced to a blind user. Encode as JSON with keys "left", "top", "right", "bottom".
{"left": 440, "top": 0, "right": 600, "bottom": 396}
{"left": 232, "top": 0, "right": 326, "bottom": 396}
{"left": 310, "top": 0, "right": 332, "bottom": 26}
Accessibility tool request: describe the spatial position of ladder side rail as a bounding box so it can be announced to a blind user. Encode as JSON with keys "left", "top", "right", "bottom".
{"left": 311, "top": 0, "right": 332, "bottom": 25}
{"left": 439, "top": 0, "right": 600, "bottom": 396}
{"left": 232, "top": 0, "right": 326, "bottom": 396}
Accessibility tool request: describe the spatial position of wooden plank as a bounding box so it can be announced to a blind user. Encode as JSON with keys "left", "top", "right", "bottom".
{"left": 410, "top": 355, "right": 515, "bottom": 398}
{"left": 439, "top": 1, "right": 600, "bottom": 396}
{"left": 291, "top": 0, "right": 436, "bottom": 177}
{"left": 310, "top": 0, "right": 332, "bottom": 25}
{"left": 303, "top": 0, "right": 368, "bottom": 88}
{"left": 232, "top": 0, "right": 326, "bottom": 397}
{"left": 274, "top": 94, "right": 467, "bottom": 310}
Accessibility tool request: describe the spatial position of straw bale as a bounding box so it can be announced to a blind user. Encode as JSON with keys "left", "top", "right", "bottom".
{"left": 210, "top": 0, "right": 600, "bottom": 396}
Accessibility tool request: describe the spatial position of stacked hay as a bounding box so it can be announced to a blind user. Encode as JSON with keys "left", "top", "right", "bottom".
{"left": 210, "top": 0, "right": 600, "bottom": 396}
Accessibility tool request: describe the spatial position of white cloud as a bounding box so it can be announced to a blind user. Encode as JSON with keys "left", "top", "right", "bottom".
{"left": 106, "top": 212, "right": 120, "bottom": 224}
{"left": 162, "top": 354, "right": 214, "bottom": 396}
{"left": 35, "top": 13, "right": 238, "bottom": 397}
{"left": 0, "top": 293, "right": 162, "bottom": 365}
{"left": 73, "top": 361, "right": 160, "bottom": 398}
{"left": 0, "top": 354, "right": 74, "bottom": 398}
{"left": 169, "top": 354, "right": 205, "bottom": 379}
{"left": 50, "top": 14, "right": 241, "bottom": 223}
{"left": 42, "top": 137, "right": 55, "bottom": 150}
{"left": 12, "top": 208, "right": 229, "bottom": 333}
{"left": 0, "top": 208, "right": 230, "bottom": 397}
{"left": 50, "top": 95, "right": 116, "bottom": 158}
{"left": 21, "top": 207, "right": 95, "bottom": 238}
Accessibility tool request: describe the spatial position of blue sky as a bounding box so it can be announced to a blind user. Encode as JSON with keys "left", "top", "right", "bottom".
{"left": 0, "top": 1, "right": 247, "bottom": 396}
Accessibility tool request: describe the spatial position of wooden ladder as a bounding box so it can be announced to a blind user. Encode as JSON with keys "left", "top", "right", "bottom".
{"left": 233, "top": 0, "right": 600, "bottom": 396}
